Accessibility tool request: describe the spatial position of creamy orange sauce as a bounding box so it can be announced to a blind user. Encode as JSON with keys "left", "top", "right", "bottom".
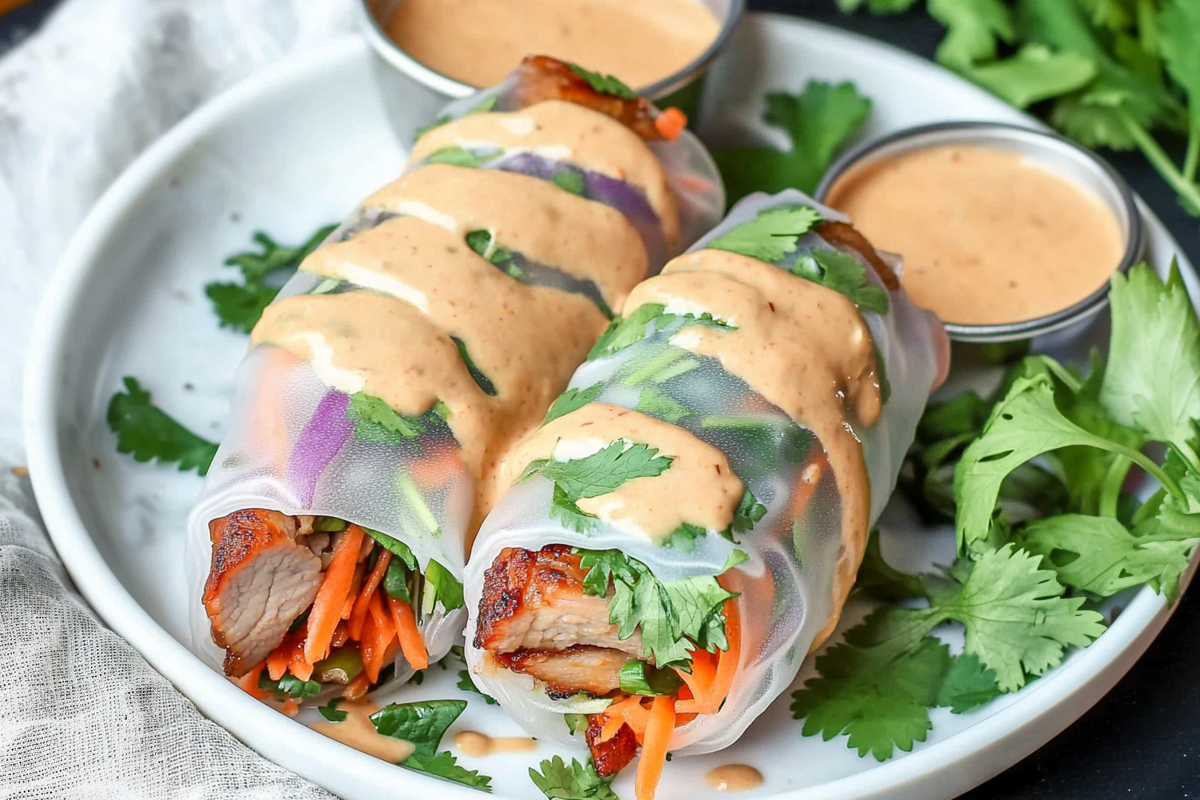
{"left": 453, "top": 730, "right": 538, "bottom": 757}
{"left": 826, "top": 145, "right": 1124, "bottom": 325}
{"left": 311, "top": 701, "right": 415, "bottom": 763}
{"left": 411, "top": 101, "right": 679, "bottom": 248}
{"left": 385, "top": 0, "right": 720, "bottom": 90}
{"left": 362, "top": 163, "right": 647, "bottom": 311}
{"left": 499, "top": 403, "right": 744, "bottom": 542}
{"left": 705, "top": 764, "right": 764, "bottom": 791}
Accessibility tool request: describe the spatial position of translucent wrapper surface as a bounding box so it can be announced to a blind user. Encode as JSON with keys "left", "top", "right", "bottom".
{"left": 464, "top": 190, "right": 947, "bottom": 754}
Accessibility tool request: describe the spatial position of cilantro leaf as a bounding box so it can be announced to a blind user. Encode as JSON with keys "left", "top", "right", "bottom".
{"left": 708, "top": 205, "right": 824, "bottom": 264}
{"left": 208, "top": 225, "right": 337, "bottom": 334}
{"left": 962, "top": 44, "right": 1098, "bottom": 108}
{"left": 854, "top": 530, "right": 927, "bottom": 601}
{"left": 791, "top": 635, "right": 950, "bottom": 760}
{"left": 935, "top": 654, "right": 1002, "bottom": 714}
{"left": 424, "top": 560, "right": 465, "bottom": 612}
{"left": 713, "top": 81, "right": 872, "bottom": 203}
{"left": 317, "top": 698, "right": 347, "bottom": 722}
{"left": 589, "top": 304, "right": 671, "bottom": 359}
{"left": 370, "top": 699, "right": 466, "bottom": 757}
{"left": 425, "top": 146, "right": 496, "bottom": 168}
{"left": 618, "top": 660, "right": 684, "bottom": 696}
{"left": 457, "top": 670, "right": 498, "bottom": 704}
{"left": 404, "top": 751, "right": 493, "bottom": 791}
{"left": 732, "top": 488, "right": 766, "bottom": 534}
{"left": 634, "top": 387, "right": 691, "bottom": 424}
{"left": 530, "top": 756, "right": 619, "bottom": 800}
{"left": 540, "top": 441, "right": 673, "bottom": 500}
{"left": 568, "top": 64, "right": 636, "bottom": 100}
{"left": 1159, "top": 0, "right": 1200, "bottom": 131}
{"left": 545, "top": 384, "right": 604, "bottom": 423}
{"left": 465, "top": 230, "right": 523, "bottom": 280}
{"left": 553, "top": 170, "right": 586, "bottom": 195}
{"left": 928, "top": 0, "right": 1015, "bottom": 68}
{"left": 549, "top": 483, "right": 600, "bottom": 534}
{"left": 347, "top": 392, "right": 436, "bottom": 444}
{"left": 1100, "top": 263, "right": 1200, "bottom": 466}
{"left": 106, "top": 377, "right": 219, "bottom": 475}
{"left": 791, "top": 248, "right": 890, "bottom": 314}
{"left": 363, "top": 528, "right": 419, "bottom": 570}
{"left": 664, "top": 522, "right": 708, "bottom": 552}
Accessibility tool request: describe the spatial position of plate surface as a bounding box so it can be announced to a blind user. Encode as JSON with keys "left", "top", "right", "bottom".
{"left": 25, "top": 14, "right": 1200, "bottom": 800}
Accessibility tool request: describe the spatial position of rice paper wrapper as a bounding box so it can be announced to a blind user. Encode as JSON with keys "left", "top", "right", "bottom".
{"left": 464, "top": 190, "right": 947, "bottom": 754}
{"left": 428, "top": 78, "right": 724, "bottom": 269}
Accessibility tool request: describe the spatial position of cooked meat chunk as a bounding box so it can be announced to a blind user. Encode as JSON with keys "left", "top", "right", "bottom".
{"left": 816, "top": 221, "right": 899, "bottom": 290}
{"left": 203, "top": 508, "right": 323, "bottom": 677}
{"left": 510, "top": 55, "right": 666, "bottom": 141}
{"left": 475, "top": 545, "right": 644, "bottom": 658}
{"left": 495, "top": 645, "right": 631, "bottom": 697}
{"left": 586, "top": 714, "right": 638, "bottom": 777}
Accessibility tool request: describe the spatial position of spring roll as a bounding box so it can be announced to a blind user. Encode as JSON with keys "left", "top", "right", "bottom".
{"left": 464, "top": 190, "right": 949, "bottom": 797}
{"left": 185, "top": 56, "right": 723, "bottom": 708}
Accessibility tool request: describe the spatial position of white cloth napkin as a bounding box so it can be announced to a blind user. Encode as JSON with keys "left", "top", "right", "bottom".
{"left": 0, "top": 1, "right": 360, "bottom": 796}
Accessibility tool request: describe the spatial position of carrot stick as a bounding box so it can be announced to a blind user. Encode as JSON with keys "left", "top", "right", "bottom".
{"left": 635, "top": 696, "right": 676, "bottom": 800}
{"left": 265, "top": 633, "right": 298, "bottom": 682}
{"left": 238, "top": 663, "right": 270, "bottom": 700}
{"left": 289, "top": 649, "right": 314, "bottom": 683}
{"left": 654, "top": 108, "right": 687, "bottom": 141}
{"left": 280, "top": 699, "right": 300, "bottom": 717}
{"left": 361, "top": 599, "right": 397, "bottom": 684}
{"left": 348, "top": 549, "right": 392, "bottom": 641}
{"left": 304, "top": 525, "right": 365, "bottom": 665}
{"left": 388, "top": 595, "right": 429, "bottom": 670}
{"left": 598, "top": 696, "right": 652, "bottom": 743}
{"left": 707, "top": 599, "right": 741, "bottom": 710}
{"left": 331, "top": 621, "right": 349, "bottom": 648}
{"left": 410, "top": 444, "right": 466, "bottom": 490}
{"left": 368, "top": 589, "right": 389, "bottom": 628}
{"left": 343, "top": 671, "right": 371, "bottom": 701}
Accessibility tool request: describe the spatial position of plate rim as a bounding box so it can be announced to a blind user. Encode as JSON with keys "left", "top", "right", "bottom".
{"left": 22, "top": 14, "right": 1195, "bottom": 800}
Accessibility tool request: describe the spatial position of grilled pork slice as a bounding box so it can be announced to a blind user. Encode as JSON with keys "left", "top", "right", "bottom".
{"left": 495, "top": 645, "right": 631, "bottom": 697}
{"left": 203, "top": 509, "right": 323, "bottom": 677}
{"left": 586, "top": 715, "right": 638, "bottom": 777}
{"left": 475, "top": 545, "right": 644, "bottom": 658}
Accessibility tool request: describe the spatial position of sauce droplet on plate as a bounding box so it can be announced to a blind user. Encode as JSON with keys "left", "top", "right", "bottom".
{"left": 454, "top": 730, "right": 538, "bottom": 757}
{"left": 705, "top": 764, "right": 764, "bottom": 791}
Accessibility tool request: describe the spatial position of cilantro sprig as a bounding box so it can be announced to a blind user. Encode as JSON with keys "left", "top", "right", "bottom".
{"left": 712, "top": 81, "right": 873, "bottom": 205}
{"left": 370, "top": 699, "right": 493, "bottom": 791}
{"left": 709, "top": 205, "right": 824, "bottom": 264}
{"left": 106, "top": 377, "right": 219, "bottom": 475}
{"left": 568, "top": 63, "right": 636, "bottom": 100}
{"left": 206, "top": 224, "right": 336, "bottom": 334}
{"left": 530, "top": 756, "right": 619, "bottom": 800}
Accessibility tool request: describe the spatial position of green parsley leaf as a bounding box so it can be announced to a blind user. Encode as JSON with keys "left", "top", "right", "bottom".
{"left": 928, "top": 0, "right": 1015, "bottom": 68}
{"left": 404, "top": 751, "right": 493, "bottom": 791}
{"left": 540, "top": 441, "right": 674, "bottom": 500}
{"left": 553, "top": 170, "right": 586, "bottom": 195}
{"left": 618, "top": 660, "right": 684, "bottom": 696}
{"left": 204, "top": 281, "right": 279, "bottom": 335}
{"left": 545, "top": 384, "right": 604, "bottom": 424}
{"left": 1100, "top": 263, "right": 1200, "bottom": 467}
{"left": 935, "top": 654, "right": 1002, "bottom": 714}
{"left": 371, "top": 699, "right": 466, "bottom": 757}
{"left": 589, "top": 304, "right": 671, "bottom": 358}
{"left": 567, "top": 64, "right": 636, "bottom": 100}
{"left": 962, "top": 44, "right": 1098, "bottom": 108}
{"left": 791, "top": 635, "right": 950, "bottom": 760}
{"left": 452, "top": 336, "right": 499, "bottom": 397}
{"left": 1159, "top": 0, "right": 1200, "bottom": 131}
{"left": 530, "top": 756, "right": 618, "bottom": 800}
{"left": 792, "top": 248, "right": 890, "bottom": 314}
{"left": 634, "top": 387, "right": 692, "bottom": 424}
{"left": 713, "top": 81, "right": 872, "bottom": 203}
{"left": 708, "top": 205, "right": 824, "bottom": 264}
{"left": 664, "top": 522, "right": 708, "bottom": 552}
{"left": 465, "top": 230, "right": 523, "bottom": 280}
{"left": 457, "top": 670, "right": 498, "bottom": 704}
{"left": 384, "top": 557, "right": 413, "bottom": 604}
{"left": 732, "top": 487, "right": 766, "bottom": 534}
{"left": 106, "top": 377, "right": 219, "bottom": 475}
{"left": 854, "top": 530, "right": 927, "bottom": 602}
{"left": 363, "top": 528, "right": 419, "bottom": 570}
{"left": 347, "top": 392, "right": 433, "bottom": 444}
{"left": 549, "top": 483, "right": 600, "bottom": 534}
{"left": 318, "top": 698, "right": 348, "bottom": 722}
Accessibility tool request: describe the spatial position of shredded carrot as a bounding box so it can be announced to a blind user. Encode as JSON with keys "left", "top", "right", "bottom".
{"left": 304, "top": 525, "right": 365, "bottom": 665}
{"left": 343, "top": 671, "right": 371, "bottom": 701}
{"left": 360, "top": 600, "right": 397, "bottom": 684}
{"left": 238, "top": 663, "right": 270, "bottom": 700}
{"left": 289, "top": 649, "right": 314, "bottom": 683}
{"left": 654, "top": 107, "right": 687, "bottom": 141}
{"left": 635, "top": 696, "right": 676, "bottom": 800}
{"left": 368, "top": 589, "right": 389, "bottom": 628}
{"left": 598, "top": 695, "right": 652, "bottom": 743}
{"left": 265, "top": 630, "right": 301, "bottom": 682}
{"left": 789, "top": 450, "right": 828, "bottom": 523}
{"left": 410, "top": 445, "right": 466, "bottom": 490}
{"left": 348, "top": 550, "right": 392, "bottom": 641}
{"left": 279, "top": 699, "right": 300, "bottom": 717}
{"left": 708, "top": 600, "right": 741, "bottom": 708}
{"left": 388, "top": 595, "right": 429, "bottom": 670}
{"left": 331, "top": 621, "right": 349, "bottom": 648}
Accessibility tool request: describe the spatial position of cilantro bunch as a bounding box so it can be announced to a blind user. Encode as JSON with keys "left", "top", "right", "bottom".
{"left": 792, "top": 262, "right": 1200, "bottom": 759}
{"left": 841, "top": 0, "right": 1200, "bottom": 236}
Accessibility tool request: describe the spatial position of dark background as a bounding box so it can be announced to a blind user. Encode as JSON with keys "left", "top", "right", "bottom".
{"left": 4, "top": 0, "right": 1198, "bottom": 798}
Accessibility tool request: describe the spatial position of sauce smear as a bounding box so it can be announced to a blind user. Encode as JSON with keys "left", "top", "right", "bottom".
{"left": 453, "top": 730, "right": 538, "bottom": 757}
{"left": 705, "top": 764, "right": 764, "bottom": 791}
{"left": 826, "top": 145, "right": 1124, "bottom": 326}
{"left": 385, "top": 0, "right": 720, "bottom": 89}
{"left": 311, "top": 701, "right": 415, "bottom": 763}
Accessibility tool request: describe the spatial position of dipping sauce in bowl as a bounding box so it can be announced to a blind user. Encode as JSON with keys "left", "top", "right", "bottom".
{"left": 385, "top": 0, "right": 722, "bottom": 90}
{"left": 818, "top": 122, "right": 1142, "bottom": 342}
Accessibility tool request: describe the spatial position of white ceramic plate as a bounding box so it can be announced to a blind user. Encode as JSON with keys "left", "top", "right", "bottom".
{"left": 25, "top": 14, "right": 1199, "bottom": 800}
